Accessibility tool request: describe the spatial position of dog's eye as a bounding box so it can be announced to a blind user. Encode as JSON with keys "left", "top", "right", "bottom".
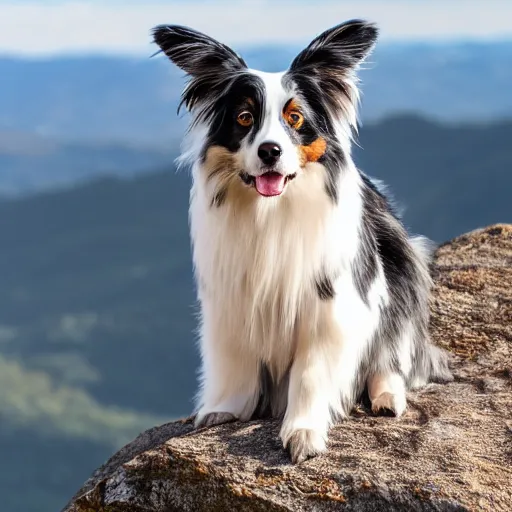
{"left": 288, "top": 111, "right": 304, "bottom": 129}
{"left": 237, "top": 111, "right": 254, "bottom": 127}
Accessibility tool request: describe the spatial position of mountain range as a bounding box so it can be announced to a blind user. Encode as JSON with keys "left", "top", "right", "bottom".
{"left": 1, "top": 41, "right": 511, "bottom": 146}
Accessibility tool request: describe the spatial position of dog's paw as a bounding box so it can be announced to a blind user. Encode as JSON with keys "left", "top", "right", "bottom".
{"left": 194, "top": 411, "right": 237, "bottom": 429}
{"left": 285, "top": 428, "right": 326, "bottom": 464}
{"left": 371, "top": 392, "right": 406, "bottom": 417}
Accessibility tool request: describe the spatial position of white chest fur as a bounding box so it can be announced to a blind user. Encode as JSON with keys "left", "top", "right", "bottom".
{"left": 189, "top": 161, "right": 363, "bottom": 373}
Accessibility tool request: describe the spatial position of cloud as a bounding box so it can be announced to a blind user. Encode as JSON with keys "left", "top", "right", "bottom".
{"left": 0, "top": 0, "right": 511, "bottom": 56}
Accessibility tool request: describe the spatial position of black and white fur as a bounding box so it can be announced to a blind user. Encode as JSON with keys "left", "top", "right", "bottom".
{"left": 152, "top": 20, "right": 452, "bottom": 464}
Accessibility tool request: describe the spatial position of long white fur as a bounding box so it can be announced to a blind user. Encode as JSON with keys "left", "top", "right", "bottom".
{"left": 186, "top": 70, "right": 396, "bottom": 455}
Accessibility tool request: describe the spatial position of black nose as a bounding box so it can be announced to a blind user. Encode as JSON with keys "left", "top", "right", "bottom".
{"left": 258, "top": 142, "right": 282, "bottom": 166}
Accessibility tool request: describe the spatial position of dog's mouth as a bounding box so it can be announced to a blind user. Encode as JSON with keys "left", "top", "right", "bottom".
{"left": 239, "top": 171, "right": 297, "bottom": 197}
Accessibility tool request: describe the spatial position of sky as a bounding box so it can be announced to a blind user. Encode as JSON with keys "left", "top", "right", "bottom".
{"left": 0, "top": 0, "right": 511, "bottom": 57}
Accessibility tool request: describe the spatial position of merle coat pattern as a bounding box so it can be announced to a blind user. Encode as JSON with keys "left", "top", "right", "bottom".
{"left": 152, "top": 20, "right": 452, "bottom": 464}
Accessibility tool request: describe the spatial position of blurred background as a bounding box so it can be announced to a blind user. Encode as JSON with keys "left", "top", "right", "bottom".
{"left": 0, "top": 1, "right": 511, "bottom": 510}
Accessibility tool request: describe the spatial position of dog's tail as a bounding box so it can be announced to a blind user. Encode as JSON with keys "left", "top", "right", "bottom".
{"left": 410, "top": 335, "right": 453, "bottom": 389}
{"left": 409, "top": 234, "right": 454, "bottom": 385}
{"left": 426, "top": 343, "right": 454, "bottom": 383}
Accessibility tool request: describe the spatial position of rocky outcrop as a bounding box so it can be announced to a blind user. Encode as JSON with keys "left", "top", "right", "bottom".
{"left": 64, "top": 224, "right": 512, "bottom": 512}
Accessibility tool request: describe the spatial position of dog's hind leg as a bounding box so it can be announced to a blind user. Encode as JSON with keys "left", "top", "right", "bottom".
{"left": 367, "top": 320, "right": 414, "bottom": 417}
{"left": 367, "top": 372, "right": 407, "bottom": 416}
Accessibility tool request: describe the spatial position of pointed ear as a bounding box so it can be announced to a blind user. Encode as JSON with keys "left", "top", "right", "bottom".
{"left": 152, "top": 25, "right": 247, "bottom": 77}
{"left": 290, "top": 19, "right": 378, "bottom": 75}
{"left": 288, "top": 20, "right": 378, "bottom": 128}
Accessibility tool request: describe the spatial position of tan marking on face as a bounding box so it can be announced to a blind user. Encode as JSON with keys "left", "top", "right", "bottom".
{"left": 202, "top": 145, "right": 258, "bottom": 210}
{"left": 203, "top": 146, "right": 237, "bottom": 183}
{"left": 299, "top": 137, "right": 327, "bottom": 165}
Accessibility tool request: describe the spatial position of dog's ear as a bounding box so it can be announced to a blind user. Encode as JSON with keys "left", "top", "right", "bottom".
{"left": 290, "top": 19, "right": 378, "bottom": 75}
{"left": 152, "top": 25, "right": 247, "bottom": 77}
{"left": 288, "top": 20, "right": 377, "bottom": 127}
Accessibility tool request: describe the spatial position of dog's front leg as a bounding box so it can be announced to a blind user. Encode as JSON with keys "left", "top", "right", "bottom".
{"left": 280, "top": 307, "right": 345, "bottom": 464}
{"left": 280, "top": 341, "right": 336, "bottom": 463}
{"left": 194, "top": 308, "right": 260, "bottom": 429}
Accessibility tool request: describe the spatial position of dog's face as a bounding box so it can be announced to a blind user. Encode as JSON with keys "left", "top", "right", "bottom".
{"left": 153, "top": 21, "right": 377, "bottom": 202}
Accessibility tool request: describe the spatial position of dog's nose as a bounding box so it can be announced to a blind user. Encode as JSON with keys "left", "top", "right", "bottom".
{"left": 258, "top": 142, "right": 282, "bottom": 166}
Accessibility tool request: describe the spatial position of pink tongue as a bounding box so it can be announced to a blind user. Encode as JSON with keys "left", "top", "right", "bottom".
{"left": 255, "top": 172, "right": 286, "bottom": 197}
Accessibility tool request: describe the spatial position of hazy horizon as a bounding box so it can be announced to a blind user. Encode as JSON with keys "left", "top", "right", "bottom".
{"left": 1, "top": 0, "right": 512, "bottom": 57}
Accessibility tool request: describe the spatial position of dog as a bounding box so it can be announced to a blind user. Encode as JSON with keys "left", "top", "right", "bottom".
{"left": 152, "top": 19, "right": 453, "bottom": 464}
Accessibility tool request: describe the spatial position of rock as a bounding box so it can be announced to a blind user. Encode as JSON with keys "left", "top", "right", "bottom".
{"left": 63, "top": 224, "right": 512, "bottom": 512}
